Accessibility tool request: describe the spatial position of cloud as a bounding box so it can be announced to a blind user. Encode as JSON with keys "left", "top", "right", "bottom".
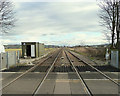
{"left": 12, "top": 0, "right": 97, "bottom": 2}
{"left": 3, "top": 2, "right": 105, "bottom": 45}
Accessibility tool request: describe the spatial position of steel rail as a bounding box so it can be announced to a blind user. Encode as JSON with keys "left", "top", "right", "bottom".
{"left": 32, "top": 49, "right": 61, "bottom": 96}
{"left": 64, "top": 51, "right": 93, "bottom": 96}
{"left": 68, "top": 50, "right": 120, "bottom": 86}
{"left": 1, "top": 49, "right": 60, "bottom": 91}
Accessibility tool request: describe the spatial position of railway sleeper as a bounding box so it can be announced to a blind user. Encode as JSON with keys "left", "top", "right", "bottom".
{"left": 52, "top": 66, "right": 74, "bottom": 72}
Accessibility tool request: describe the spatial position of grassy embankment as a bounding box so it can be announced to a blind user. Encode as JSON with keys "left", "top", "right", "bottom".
{"left": 69, "top": 47, "right": 106, "bottom": 61}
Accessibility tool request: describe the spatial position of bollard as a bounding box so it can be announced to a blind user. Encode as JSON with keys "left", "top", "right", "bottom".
{"left": 17, "top": 51, "right": 20, "bottom": 63}
{"left": 6, "top": 52, "right": 9, "bottom": 69}
{"left": 0, "top": 53, "right": 2, "bottom": 71}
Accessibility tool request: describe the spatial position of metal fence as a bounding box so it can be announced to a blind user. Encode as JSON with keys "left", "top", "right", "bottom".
{"left": 110, "top": 50, "right": 119, "bottom": 69}
{"left": 0, "top": 51, "right": 18, "bottom": 71}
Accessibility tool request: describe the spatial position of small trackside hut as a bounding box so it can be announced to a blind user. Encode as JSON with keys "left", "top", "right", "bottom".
{"left": 21, "top": 42, "right": 45, "bottom": 58}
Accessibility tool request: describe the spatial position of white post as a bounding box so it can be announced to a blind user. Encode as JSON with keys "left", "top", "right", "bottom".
{"left": 0, "top": 53, "right": 2, "bottom": 71}
{"left": 105, "top": 48, "right": 109, "bottom": 60}
{"left": 6, "top": 52, "right": 9, "bottom": 69}
{"left": 0, "top": 42, "right": 5, "bottom": 70}
{"left": 17, "top": 51, "right": 20, "bottom": 63}
{"left": 0, "top": 42, "right": 5, "bottom": 53}
{"left": 24, "top": 45, "right": 27, "bottom": 58}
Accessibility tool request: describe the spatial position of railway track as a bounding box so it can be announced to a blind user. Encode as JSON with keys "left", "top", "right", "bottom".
{"left": 1, "top": 49, "right": 61, "bottom": 92}
{"left": 67, "top": 50, "right": 119, "bottom": 86}
{"left": 64, "top": 50, "right": 119, "bottom": 95}
{"left": 1, "top": 48, "right": 119, "bottom": 95}
{"left": 64, "top": 50, "right": 93, "bottom": 96}
{"left": 29, "top": 49, "right": 93, "bottom": 95}
{"left": 32, "top": 49, "right": 62, "bottom": 95}
{"left": 31, "top": 49, "right": 119, "bottom": 95}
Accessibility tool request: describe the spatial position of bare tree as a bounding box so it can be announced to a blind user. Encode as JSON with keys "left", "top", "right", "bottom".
{"left": 0, "top": 0, "right": 16, "bottom": 33}
{"left": 103, "top": 32, "right": 111, "bottom": 44}
{"left": 116, "top": 1, "right": 120, "bottom": 49}
{"left": 98, "top": 0, "right": 120, "bottom": 48}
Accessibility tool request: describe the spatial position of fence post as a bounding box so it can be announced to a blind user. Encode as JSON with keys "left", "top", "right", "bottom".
{"left": 17, "top": 51, "right": 20, "bottom": 64}
{"left": 6, "top": 52, "right": 9, "bottom": 69}
{"left": 15, "top": 51, "right": 16, "bottom": 65}
{"left": 0, "top": 53, "right": 2, "bottom": 71}
{"left": 0, "top": 53, "right": 2, "bottom": 96}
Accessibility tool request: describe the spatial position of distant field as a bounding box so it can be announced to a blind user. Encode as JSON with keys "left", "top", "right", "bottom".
{"left": 5, "top": 49, "right": 22, "bottom": 57}
{"left": 45, "top": 48, "right": 53, "bottom": 51}
{"left": 70, "top": 47, "right": 106, "bottom": 60}
{"left": 5, "top": 48, "right": 53, "bottom": 57}
{"left": 5, "top": 48, "right": 52, "bottom": 53}
{"left": 5, "top": 49, "right": 22, "bottom": 52}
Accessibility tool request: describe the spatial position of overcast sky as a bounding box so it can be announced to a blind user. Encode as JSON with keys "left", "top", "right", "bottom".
{"left": 1, "top": 0, "right": 108, "bottom": 46}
